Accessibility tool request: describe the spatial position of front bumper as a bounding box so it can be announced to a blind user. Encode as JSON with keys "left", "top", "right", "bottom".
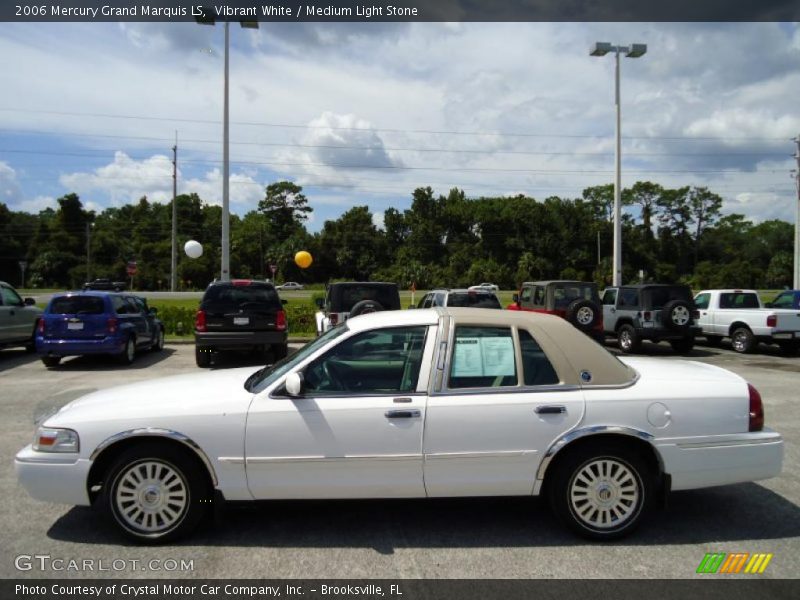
{"left": 195, "top": 330, "right": 287, "bottom": 351}
{"left": 15, "top": 444, "right": 92, "bottom": 506}
{"left": 656, "top": 428, "right": 784, "bottom": 491}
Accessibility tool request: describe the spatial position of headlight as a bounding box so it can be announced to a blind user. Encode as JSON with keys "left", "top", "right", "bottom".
{"left": 33, "top": 427, "right": 80, "bottom": 453}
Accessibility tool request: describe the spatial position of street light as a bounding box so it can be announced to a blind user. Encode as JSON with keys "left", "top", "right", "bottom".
{"left": 590, "top": 41, "right": 647, "bottom": 286}
{"left": 196, "top": 10, "right": 259, "bottom": 281}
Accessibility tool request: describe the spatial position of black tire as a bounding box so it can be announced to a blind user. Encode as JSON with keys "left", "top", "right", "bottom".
{"left": 778, "top": 341, "right": 799, "bottom": 356}
{"left": 661, "top": 300, "right": 693, "bottom": 332}
{"left": 349, "top": 299, "right": 384, "bottom": 318}
{"left": 25, "top": 329, "right": 37, "bottom": 353}
{"left": 117, "top": 337, "right": 136, "bottom": 365}
{"left": 272, "top": 343, "right": 288, "bottom": 360}
{"left": 195, "top": 346, "right": 212, "bottom": 368}
{"left": 617, "top": 324, "right": 640, "bottom": 354}
{"left": 150, "top": 328, "right": 164, "bottom": 352}
{"left": 730, "top": 327, "right": 756, "bottom": 354}
{"left": 547, "top": 441, "right": 654, "bottom": 540}
{"left": 565, "top": 299, "right": 600, "bottom": 332}
{"left": 101, "top": 442, "right": 211, "bottom": 544}
{"left": 41, "top": 356, "right": 61, "bottom": 368}
{"left": 704, "top": 335, "right": 722, "bottom": 347}
{"left": 669, "top": 337, "right": 694, "bottom": 354}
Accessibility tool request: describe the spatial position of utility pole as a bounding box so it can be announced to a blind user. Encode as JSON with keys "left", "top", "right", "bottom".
{"left": 85, "top": 222, "right": 92, "bottom": 281}
{"left": 794, "top": 134, "right": 800, "bottom": 289}
{"left": 171, "top": 133, "right": 178, "bottom": 292}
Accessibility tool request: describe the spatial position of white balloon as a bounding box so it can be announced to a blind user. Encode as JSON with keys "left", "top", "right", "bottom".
{"left": 184, "top": 240, "right": 203, "bottom": 259}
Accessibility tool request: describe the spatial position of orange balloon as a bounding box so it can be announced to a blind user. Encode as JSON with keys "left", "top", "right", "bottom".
{"left": 295, "top": 250, "right": 313, "bottom": 269}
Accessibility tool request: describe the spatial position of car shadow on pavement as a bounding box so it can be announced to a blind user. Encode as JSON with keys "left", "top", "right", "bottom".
{"left": 0, "top": 348, "right": 39, "bottom": 372}
{"left": 44, "top": 348, "right": 176, "bottom": 371}
{"left": 46, "top": 482, "right": 799, "bottom": 550}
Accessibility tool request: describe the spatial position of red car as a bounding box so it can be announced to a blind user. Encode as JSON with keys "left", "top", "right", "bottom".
{"left": 508, "top": 280, "right": 603, "bottom": 342}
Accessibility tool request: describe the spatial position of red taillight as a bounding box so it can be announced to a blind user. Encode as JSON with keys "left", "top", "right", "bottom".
{"left": 195, "top": 309, "right": 207, "bottom": 332}
{"left": 276, "top": 309, "right": 286, "bottom": 331}
{"left": 748, "top": 383, "right": 764, "bottom": 432}
{"left": 767, "top": 314, "right": 777, "bottom": 328}
{"left": 37, "top": 318, "right": 45, "bottom": 334}
{"left": 106, "top": 317, "right": 118, "bottom": 334}
{"left": 643, "top": 311, "right": 652, "bottom": 321}
{"left": 231, "top": 279, "right": 251, "bottom": 287}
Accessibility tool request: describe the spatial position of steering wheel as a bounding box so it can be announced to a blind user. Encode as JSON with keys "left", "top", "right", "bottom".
{"left": 322, "top": 361, "right": 347, "bottom": 392}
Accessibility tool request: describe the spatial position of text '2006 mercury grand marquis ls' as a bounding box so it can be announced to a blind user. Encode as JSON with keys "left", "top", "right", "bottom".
{"left": 15, "top": 308, "right": 783, "bottom": 543}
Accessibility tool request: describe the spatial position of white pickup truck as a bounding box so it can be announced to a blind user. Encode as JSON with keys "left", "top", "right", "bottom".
{"left": 694, "top": 289, "right": 800, "bottom": 354}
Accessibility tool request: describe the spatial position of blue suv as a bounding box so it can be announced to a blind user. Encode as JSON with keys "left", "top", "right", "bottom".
{"left": 36, "top": 292, "right": 164, "bottom": 367}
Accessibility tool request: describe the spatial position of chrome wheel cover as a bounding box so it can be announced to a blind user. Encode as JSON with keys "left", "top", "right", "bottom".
{"left": 732, "top": 331, "right": 747, "bottom": 352}
{"left": 576, "top": 307, "right": 594, "bottom": 325}
{"left": 671, "top": 305, "right": 690, "bottom": 326}
{"left": 569, "top": 458, "right": 640, "bottom": 530}
{"left": 114, "top": 460, "right": 188, "bottom": 534}
{"left": 619, "top": 330, "right": 632, "bottom": 350}
{"left": 126, "top": 339, "right": 135, "bottom": 361}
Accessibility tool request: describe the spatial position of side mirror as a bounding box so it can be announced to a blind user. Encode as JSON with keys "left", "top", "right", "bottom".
{"left": 281, "top": 299, "right": 288, "bottom": 305}
{"left": 314, "top": 298, "right": 324, "bottom": 309}
{"left": 285, "top": 372, "right": 304, "bottom": 397}
{"left": 24, "top": 297, "right": 36, "bottom": 306}
{"left": 148, "top": 307, "right": 158, "bottom": 315}
{"left": 512, "top": 293, "right": 519, "bottom": 304}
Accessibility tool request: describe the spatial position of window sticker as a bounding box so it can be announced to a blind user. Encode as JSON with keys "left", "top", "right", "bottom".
{"left": 452, "top": 336, "right": 515, "bottom": 377}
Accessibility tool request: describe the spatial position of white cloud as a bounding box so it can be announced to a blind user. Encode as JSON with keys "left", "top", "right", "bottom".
{"left": 372, "top": 210, "right": 385, "bottom": 230}
{"left": 0, "top": 161, "right": 22, "bottom": 204}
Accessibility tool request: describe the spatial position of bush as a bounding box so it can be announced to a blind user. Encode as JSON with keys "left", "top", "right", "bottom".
{"left": 286, "top": 302, "right": 316, "bottom": 335}
{"left": 157, "top": 306, "right": 196, "bottom": 336}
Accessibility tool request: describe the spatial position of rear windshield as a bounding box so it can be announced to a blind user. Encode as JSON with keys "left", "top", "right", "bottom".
{"left": 719, "top": 293, "right": 760, "bottom": 309}
{"left": 49, "top": 296, "right": 106, "bottom": 314}
{"left": 447, "top": 292, "right": 502, "bottom": 309}
{"left": 645, "top": 286, "right": 692, "bottom": 309}
{"left": 202, "top": 284, "right": 280, "bottom": 309}
{"left": 553, "top": 284, "right": 598, "bottom": 308}
{"left": 329, "top": 284, "right": 401, "bottom": 312}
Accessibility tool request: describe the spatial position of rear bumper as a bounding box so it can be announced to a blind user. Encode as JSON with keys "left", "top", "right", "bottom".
{"left": 195, "top": 330, "right": 287, "bottom": 350}
{"left": 15, "top": 444, "right": 92, "bottom": 506}
{"left": 36, "top": 335, "right": 125, "bottom": 357}
{"left": 636, "top": 325, "right": 701, "bottom": 341}
{"left": 656, "top": 429, "right": 784, "bottom": 491}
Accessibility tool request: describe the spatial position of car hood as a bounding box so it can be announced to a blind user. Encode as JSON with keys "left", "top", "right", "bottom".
{"left": 47, "top": 367, "right": 256, "bottom": 427}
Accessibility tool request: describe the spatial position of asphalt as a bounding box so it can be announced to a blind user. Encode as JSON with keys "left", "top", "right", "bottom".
{"left": 0, "top": 339, "right": 798, "bottom": 579}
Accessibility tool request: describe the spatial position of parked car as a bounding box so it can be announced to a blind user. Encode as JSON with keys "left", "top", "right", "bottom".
{"left": 416, "top": 288, "right": 502, "bottom": 309}
{"left": 508, "top": 280, "right": 603, "bottom": 341}
{"left": 16, "top": 308, "right": 783, "bottom": 543}
{"left": 194, "top": 279, "right": 288, "bottom": 368}
{"left": 314, "top": 281, "right": 401, "bottom": 335}
{"left": 0, "top": 280, "right": 42, "bottom": 352}
{"left": 602, "top": 284, "right": 700, "bottom": 354}
{"left": 36, "top": 292, "right": 164, "bottom": 367}
{"left": 468, "top": 282, "right": 499, "bottom": 292}
{"left": 83, "top": 278, "right": 127, "bottom": 292}
{"left": 276, "top": 282, "right": 304, "bottom": 291}
{"left": 694, "top": 289, "right": 800, "bottom": 354}
{"left": 765, "top": 290, "right": 800, "bottom": 310}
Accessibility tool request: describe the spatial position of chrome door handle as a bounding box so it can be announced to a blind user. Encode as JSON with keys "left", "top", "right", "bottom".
{"left": 393, "top": 397, "right": 412, "bottom": 403}
{"left": 535, "top": 405, "right": 566, "bottom": 415}
{"left": 385, "top": 409, "right": 421, "bottom": 419}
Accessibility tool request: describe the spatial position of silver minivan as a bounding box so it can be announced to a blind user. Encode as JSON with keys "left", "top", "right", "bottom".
{"left": 0, "top": 281, "right": 42, "bottom": 351}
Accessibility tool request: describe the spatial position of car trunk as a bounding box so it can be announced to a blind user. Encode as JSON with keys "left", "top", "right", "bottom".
{"left": 45, "top": 296, "right": 109, "bottom": 339}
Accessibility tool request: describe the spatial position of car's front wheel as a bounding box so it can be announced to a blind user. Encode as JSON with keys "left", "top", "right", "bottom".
{"left": 548, "top": 443, "right": 653, "bottom": 540}
{"left": 151, "top": 328, "right": 164, "bottom": 352}
{"left": 103, "top": 443, "right": 210, "bottom": 544}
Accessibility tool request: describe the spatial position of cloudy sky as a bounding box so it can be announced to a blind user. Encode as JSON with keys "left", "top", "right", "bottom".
{"left": 1, "top": 21, "right": 799, "bottom": 230}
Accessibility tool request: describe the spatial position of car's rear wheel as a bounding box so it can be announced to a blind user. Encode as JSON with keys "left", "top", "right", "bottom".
{"left": 617, "top": 324, "right": 640, "bottom": 353}
{"left": 548, "top": 442, "right": 653, "bottom": 540}
{"left": 662, "top": 300, "right": 692, "bottom": 331}
{"left": 195, "top": 346, "right": 212, "bottom": 368}
{"left": 669, "top": 337, "right": 694, "bottom": 354}
{"left": 566, "top": 299, "right": 600, "bottom": 332}
{"left": 102, "top": 443, "right": 210, "bottom": 544}
{"left": 350, "top": 299, "right": 384, "bottom": 317}
{"left": 117, "top": 337, "right": 136, "bottom": 365}
{"left": 731, "top": 327, "right": 756, "bottom": 354}
{"left": 41, "top": 356, "right": 61, "bottom": 368}
{"left": 151, "top": 328, "right": 164, "bottom": 352}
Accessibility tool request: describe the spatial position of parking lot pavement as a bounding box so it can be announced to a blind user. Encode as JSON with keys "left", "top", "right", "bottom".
{"left": 1, "top": 342, "right": 798, "bottom": 579}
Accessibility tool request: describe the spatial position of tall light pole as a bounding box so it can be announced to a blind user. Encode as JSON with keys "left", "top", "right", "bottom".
{"left": 196, "top": 11, "right": 259, "bottom": 281}
{"left": 171, "top": 133, "right": 177, "bottom": 291}
{"left": 793, "top": 134, "right": 800, "bottom": 289}
{"left": 590, "top": 41, "right": 647, "bottom": 287}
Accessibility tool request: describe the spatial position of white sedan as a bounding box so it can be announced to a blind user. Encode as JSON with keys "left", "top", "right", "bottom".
{"left": 15, "top": 308, "right": 783, "bottom": 543}
{"left": 276, "top": 282, "right": 304, "bottom": 291}
{"left": 468, "top": 282, "right": 499, "bottom": 292}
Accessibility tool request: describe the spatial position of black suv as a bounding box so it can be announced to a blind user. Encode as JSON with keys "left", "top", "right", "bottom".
{"left": 416, "top": 288, "right": 502, "bottom": 309}
{"left": 601, "top": 284, "right": 700, "bottom": 354}
{"left": 194, "top": 280, "right": 288, "bottom": 367}
{"left": 314, "top": 282, "right": 401, "bottom": 335}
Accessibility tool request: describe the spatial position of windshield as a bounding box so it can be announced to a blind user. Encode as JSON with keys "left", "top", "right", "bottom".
{"left": 448, "top": 292, "right": 502, "bottom": 309}
{"left": 203, "top": 284, "right": 280, "bottom": 310}
{"left": 246, "top": 325, "right": 348, "bottom": 393}
{"left": 646, "top": 286, "right": 692, "bottom": 309}
{"left": 49, "top": 296, "right": 105, "bottom": 314}
{"left": 553, "top": 284, "right": 598, "bottom": 309}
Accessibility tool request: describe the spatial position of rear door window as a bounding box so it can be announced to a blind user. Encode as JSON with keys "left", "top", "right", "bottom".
{"left": 518, "top": 329, "right": 559, "bottom": 386}
{"left": 448, "top": 326, "right": 517, "bottom": 389}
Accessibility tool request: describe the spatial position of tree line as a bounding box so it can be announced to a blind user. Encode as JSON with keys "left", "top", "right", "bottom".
{"left": 0, "top": 180, "right": 794, "bottom": 291}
